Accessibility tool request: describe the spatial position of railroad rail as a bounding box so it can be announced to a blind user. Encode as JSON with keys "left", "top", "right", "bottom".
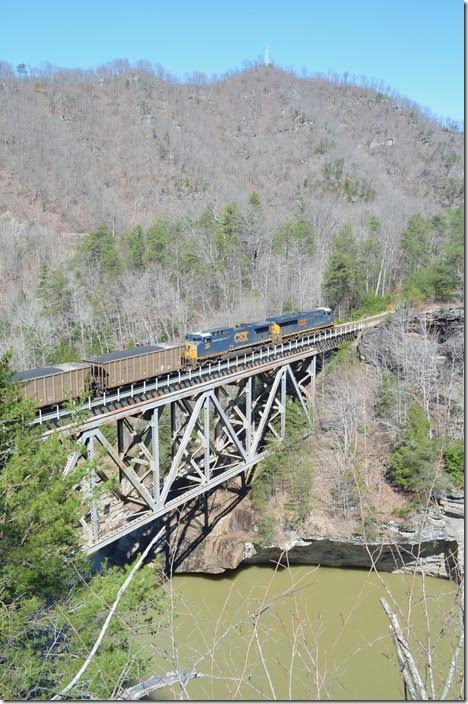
{"left": 50, "top": 311, "right": 391, "bottom": 553}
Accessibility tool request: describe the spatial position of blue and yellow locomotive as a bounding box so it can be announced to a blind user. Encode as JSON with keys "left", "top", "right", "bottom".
{"left": 184, "top": 307, "right": 333, "bottom": 364}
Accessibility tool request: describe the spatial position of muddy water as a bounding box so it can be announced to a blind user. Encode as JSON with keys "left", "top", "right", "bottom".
{"left": 149, "top": 565, "right": 459, "bottom": 701}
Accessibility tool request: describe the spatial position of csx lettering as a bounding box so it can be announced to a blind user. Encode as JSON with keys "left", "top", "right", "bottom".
{"left": 234, "top": 331, "right": 248, "bottom": 342}
{"left": 298, "top": 318, "right": 307, "bottom": 325}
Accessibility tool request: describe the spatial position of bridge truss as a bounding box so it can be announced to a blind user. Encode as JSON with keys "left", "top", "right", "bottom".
{"left": 51, "top": 315, "right": 389, "bottom": 553}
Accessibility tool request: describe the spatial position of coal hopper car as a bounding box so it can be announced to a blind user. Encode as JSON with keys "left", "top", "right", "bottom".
{"left": 12, "top": 362, "right": 91, "bottom": 407}
{"left": 84, "top": 342, "right": 185, "bottom": 392}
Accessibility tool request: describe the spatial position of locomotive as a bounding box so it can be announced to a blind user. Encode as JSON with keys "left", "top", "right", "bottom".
{"left": 12, "top": 307, "right": 333, "bottom": 409}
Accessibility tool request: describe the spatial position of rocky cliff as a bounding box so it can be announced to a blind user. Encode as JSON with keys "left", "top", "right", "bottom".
{"left": 170, "top": 308, "right": 464, "bottom": 581}
{"left": 170, "top": 483, "right": 462, "bottom": 582}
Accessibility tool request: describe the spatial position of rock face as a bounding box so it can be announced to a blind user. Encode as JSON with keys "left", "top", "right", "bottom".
{"left": 172, "top": 502, "right": 257, "bottom": 574}
{"left": 357, "top": 306, "right": 464, "bottom": 367}
{"left": 174, "top": 493, "right": 463, "bottom": 582}
{"left": 243, "top": 523, "right": 459, "bottom": 581}
{"left": 408, "top": 306, "right": 464, "bottom": 342}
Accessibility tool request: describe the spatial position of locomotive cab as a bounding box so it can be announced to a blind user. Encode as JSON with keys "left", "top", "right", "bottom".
{"left": 184, "top": 333, "right": 201, "bottom": 366}
{"left": 184, "top": 331, "right": 213, "bottom": 365}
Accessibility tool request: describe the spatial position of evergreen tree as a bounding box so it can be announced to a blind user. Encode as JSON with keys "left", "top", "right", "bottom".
{"left": 400, "top": 214, "right": 431, "bottom": 274}
{"left": 125, "top": 224, "right": 145, "bottom": 269}
{"left": 36, "top": 266, "right": 72, "bottom": 318}
{"left": 402, "top": 207, "right": 464, "bottom": 302}
{"left": 437, "top": 207, "right": 464, "bottom": 297}
{"left": 76, "top": 225, "right": 123, "bottom": 278}
{"left": 443, "top": 440, "right": 464, "bottom": 489}
{"left": 367, "top": 214, "right": 381, "bottom": 235}
{"left": 0, "top": 352, "right": 33, "bottom": 470}
{"left": 215, "top": 202, "right": 241, "bottom": 257}
{"left": 146, "top": 217, "right": 174, "bottom": 266}
{"left": 0, "top": 354, "right": 164, "bottom": 699}
{"left": 387, "top": 403, "right": 436, "bottom": 492}
{"left": 323, "top": 225, "right": 363, "bottom": 315}
{"left": 248, "top": 191, "right": 261, "bottom": 209}
{"left": 272, "top": 217, "right": 315, "bottom": 257}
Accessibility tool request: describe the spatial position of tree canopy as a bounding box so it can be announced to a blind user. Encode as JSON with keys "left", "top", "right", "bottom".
{"left": 0, "top": 353, "right": 165, "bottom": 700}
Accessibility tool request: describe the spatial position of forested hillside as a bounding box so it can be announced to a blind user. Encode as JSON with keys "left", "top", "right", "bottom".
{"left": 0, "top": 61, "right": 464, "bottom": 700}
{"left": 0, "top": 63, "right": 463, "bottom": 232}
{"left": 0, "top": 62, "right": 463, "bottom": 369}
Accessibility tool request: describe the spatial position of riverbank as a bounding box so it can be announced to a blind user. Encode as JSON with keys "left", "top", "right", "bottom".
{"left": 168, "top": 483, "right": 463, "bottom": 581}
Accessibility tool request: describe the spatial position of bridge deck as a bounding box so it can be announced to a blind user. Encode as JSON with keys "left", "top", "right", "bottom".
{"left": 38, "top": 313, "right": 390, "bottom": 433}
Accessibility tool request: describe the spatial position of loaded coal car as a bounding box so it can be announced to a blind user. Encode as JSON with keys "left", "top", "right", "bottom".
{"left": 267, "top": 307, "right": 333, "bottom": 342}
{"left": 12, "top": 362, "right": 91, "bottom": 407}
{"left": 84, "top": 342, "right": 185, "bottom": 392}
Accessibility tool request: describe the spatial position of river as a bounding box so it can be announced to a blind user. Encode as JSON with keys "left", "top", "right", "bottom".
{"left": 147, "top": 564, "right": 460, "bottom": 700}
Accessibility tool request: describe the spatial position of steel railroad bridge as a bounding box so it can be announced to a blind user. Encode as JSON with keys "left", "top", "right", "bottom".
{"left": 40, "top": 313, "right": 391, "bottom": 554}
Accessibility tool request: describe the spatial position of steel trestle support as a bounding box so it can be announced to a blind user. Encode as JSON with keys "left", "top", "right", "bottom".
{"left": 67, "top": 356, "right": 316, "bottom": 553}
{"left": 56, "top": 313, "right": 390, "bottom": 553}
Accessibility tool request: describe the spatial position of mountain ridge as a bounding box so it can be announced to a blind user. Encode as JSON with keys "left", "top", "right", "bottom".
{"left": 0, "top": 64, "right": 463, "bottom": 234}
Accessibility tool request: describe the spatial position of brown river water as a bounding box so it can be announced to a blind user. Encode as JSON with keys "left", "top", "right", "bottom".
{"left": 145, "top": 564, "right": 460, "bottom": 701}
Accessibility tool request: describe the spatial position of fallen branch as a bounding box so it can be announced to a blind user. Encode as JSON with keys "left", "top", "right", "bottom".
{"left": 117, "top": 671, "right": 201, "bottom": 700}
{"left": 440, "top": 586, "right": 464, "bottom": 700}
{"left": 52, "top": 527, "right": 166, "bottom": 700}
{"left": 380, "top": 597, "right": 428, "bottom": 700}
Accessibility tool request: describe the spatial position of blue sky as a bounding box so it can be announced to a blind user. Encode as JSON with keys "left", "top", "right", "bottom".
{"left": 1, "top": 0, "right": 463, "bottom": 122}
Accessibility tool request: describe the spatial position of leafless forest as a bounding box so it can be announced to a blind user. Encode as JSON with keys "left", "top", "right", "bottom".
{"left": 0, "top": 62, "right": 463, "bottom": 231}
{"left": 0, "top": 62, "right": 463, "bottom": 368}
{"left": 0, "top": 61, "right": 464, "bottom": 701}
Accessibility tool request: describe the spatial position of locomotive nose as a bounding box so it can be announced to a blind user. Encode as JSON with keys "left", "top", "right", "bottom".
{"left": 184, "top": 343, "right": 198, "bottom": 365}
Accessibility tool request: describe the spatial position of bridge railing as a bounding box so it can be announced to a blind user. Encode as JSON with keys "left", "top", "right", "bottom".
{"left": 33, "top": 313, "right": 390, "bottom": 427}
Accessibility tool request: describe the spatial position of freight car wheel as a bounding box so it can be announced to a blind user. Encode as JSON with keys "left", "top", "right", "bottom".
{"left": 92, "top": 382, "right": 105, "bottom": 397}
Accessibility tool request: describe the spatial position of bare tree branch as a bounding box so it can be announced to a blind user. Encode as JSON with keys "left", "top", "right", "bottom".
{"left": 52, "top": 527, "right": 165, "bottom": 700}
{"left": 380, "top": 597, "right": 428, "bottom": 700}
{"left": 117, "top": 670, "right": 201, "bottom": 700}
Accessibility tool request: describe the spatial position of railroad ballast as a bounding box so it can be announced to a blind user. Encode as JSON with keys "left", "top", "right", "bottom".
{"left": 12, "top": 307, "right": 334, "bottom": 408}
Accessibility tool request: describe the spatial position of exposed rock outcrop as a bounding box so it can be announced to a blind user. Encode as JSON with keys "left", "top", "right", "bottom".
{"left": 173, "top": 493, "right": 463, "bottom": 582}
{"left": 408, "top": 306, "right": 464, "bottom": 341}
{"left": 357, "top": 305, "right": 464, "bottom": 367}
{"left": 162, "top": 306, "right": 465, "bottom": 582}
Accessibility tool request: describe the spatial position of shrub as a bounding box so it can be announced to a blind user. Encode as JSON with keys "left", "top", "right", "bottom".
{"left": 375, "top": 370, "right": 398, "bottom": 418}
{"left": 387, "top": 403, "right": 436, "bottom": 492}
{"left": 348, "top": 293, "right": 389, "bottom": 320}
{"left": 443, "top": 441, "right": 464, "bottom": 489}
